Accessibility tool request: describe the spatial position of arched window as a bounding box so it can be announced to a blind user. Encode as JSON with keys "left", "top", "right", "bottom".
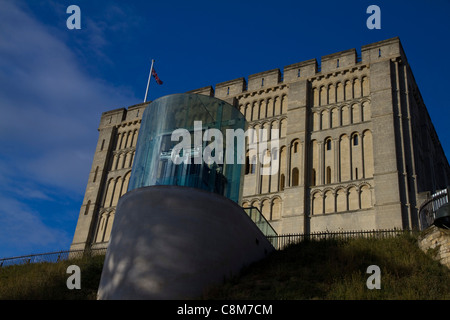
{"left": 361, "top": 185, "right": 371, "bottom": 209}
{"left": 363, "top": 130, "right": 374, "bottom": 178}
{"left": 131, "top": 130, "right": 138, "bottom": 147}
{"left": 324, "top": 190, "right": 334, "bottom": 213}
{"left": 326, "top": 166, "right": 332, "bottom": 184}
{"left": 112, "top": 177, "right": 123, "bottom": 206}
{"left": 348, "top": 186, "right": 359, "bottom": 211}
{"left": 337, "top": 82, "right": 344, "bottom": 102}
{"left": 267, "top": 98, "right": 273, "bottom": 117}
{"left": 281, "top": 95, "right": 287, "bottom": 114}
{"left": 328, "top": 84, "right": 335, "bottom": 104}
{"left": 252, "top": 102, "right": 259, "bottom": 121}
{"left": 313, "top": 88, "right": 319, "bottom": 107}
{"left": 259, "top": 100, "right": 266, "bottom": 119}
{"left": 313, "top": 112, "right": 320, "bottom": 131}
{"left": 280, "top": 118, "right": 287, "bottom": 137}
{"left": 331, "top": 108, "right": 339, "bottom": 128}
{"left": 341, "top": 105, "right": 350, "bottom": 126}
{"left": 353, "top": 134, "right": 359, "bottom": 146}
{"left": 261, "top": 199, "right": 270, "bottom": 220}
{"left": 245, "top": 103, "right": 251, "bottom": 121}
{"left": 272, "top": 147, "right": 278, "bottom": 160}
{"left": 362, "top": 77, "right": 369, "bottom": 96}
{"left": 251, "top": 155, "right": 257, "bottom": 174}
{"left": 104, "top": 179, "right": 115, "bottom": 207}
{"left": 84, "top": 200, "right": 91, "bottom": 215}
{"left": 93, "top": 166, "right": 99, "bottom": 182}
{"left": 292, "top": 167, "right": 299, "bottom": 186}
{"left": 320, "top": 86, "right": 327, "bottom": 106}
{"left": 312, "top": 192, "right": 323, "bottom": 215}
{"left": 271, "top": 198, "right": 282, "bottom": 220}
{"left": 353, "top": 78, "right": 361, "bottom": 98}
{"left": 126, "top": 131, "right": 133, "bottom": 148}
{"left": 321, "top": 109, "right": 329, "bottom": 129}
{"left": 336, "top": 188, "right": 346, "bottom": 212}
{"left": 345, "top": 80, "right": 352, "bottom": 100}
{"left": 326, "top": 139, "right": 332, "bottom": 151}
{"left": 245, "top": 155, "right": 250, "bottom": 175}
{"left": 274, "top": 97, "right": 281, "bottom": 115}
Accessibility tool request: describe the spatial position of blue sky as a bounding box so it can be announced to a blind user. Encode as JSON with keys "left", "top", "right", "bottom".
{"left": 0, "top": 0, "right": 449, "bottom": 258}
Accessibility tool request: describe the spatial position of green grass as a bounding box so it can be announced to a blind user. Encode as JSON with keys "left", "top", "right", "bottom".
{"left": 1, "top": 233, "right": 449, "bottom": 300}
{"left": 0, "top": 254, "right": 104, "bottom": 300}
{"left": 202, "top": 232, "right": 450, "bottom": 300}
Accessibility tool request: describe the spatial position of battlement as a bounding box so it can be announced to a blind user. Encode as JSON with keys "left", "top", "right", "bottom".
{"left": 361, "top": 37, "right": 404, "bottom": 63}
{"left": 215, "top": 77, "right": 246, "bottom": 98}
{"left": 247, "top": 68, "right": 281, "bottom": 92}
{"left": 190, "top": 37, "right": 404, "bottom": 98}
{"left": 321, "top": 48, "right": 357, "bottom": 73}
{"left": 99, "top": 102, "right": 148, "bottom": 129}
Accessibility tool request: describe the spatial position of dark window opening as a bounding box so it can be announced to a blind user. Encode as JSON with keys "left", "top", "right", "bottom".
{"left": 353, "top": 135, "right": 359, "bottom": 146}
{"left": 326, "top": 139, "right": 332, "bottom": 150}
{"left": 326, "top": 166, "right": 331, "bottom": 184}
{"left": 292, "top": 167, "right": 299, "bottom": 186}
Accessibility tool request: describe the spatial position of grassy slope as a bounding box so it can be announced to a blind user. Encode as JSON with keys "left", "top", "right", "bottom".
{"left": 202, "top": 233, "right": 450, "bottom": 300}
{"left": 0, "top": 233, "right": 449, "bottom": 300}
{"left": 0, "top": 254, "right": 104, "bottom": 300}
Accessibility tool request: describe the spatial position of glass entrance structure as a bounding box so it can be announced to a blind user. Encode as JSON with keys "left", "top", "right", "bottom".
{"left": 128, "top": 93, "right": 247, "bottom": 203}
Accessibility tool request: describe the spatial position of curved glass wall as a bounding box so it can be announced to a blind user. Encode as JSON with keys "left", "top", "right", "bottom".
{"left": 128, "top": 93, "right": 247, "bottom": 203}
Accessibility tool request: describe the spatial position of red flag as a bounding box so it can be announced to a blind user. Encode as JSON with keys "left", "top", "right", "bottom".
{"left": 152, "top": 68, "right": 163, "bottom": 85}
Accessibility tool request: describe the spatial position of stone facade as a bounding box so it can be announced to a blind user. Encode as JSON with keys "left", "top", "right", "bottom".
{"left": 70, "top": 37, "right": 450, "bottom": 251}
{"left": 418, "top": 225, "right": 450, "bottom": 269}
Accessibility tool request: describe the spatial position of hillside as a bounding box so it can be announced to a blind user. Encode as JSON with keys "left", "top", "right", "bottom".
{"left": 202, "top": 232, "right": 450, "bottom": 300}
{"left": 0, "top": 232, "right": 449, "bottom": 300}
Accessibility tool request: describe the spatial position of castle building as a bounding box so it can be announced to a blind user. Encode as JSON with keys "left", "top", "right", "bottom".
{"left": 71, "top": 37, "right": 450, "bottom": 251}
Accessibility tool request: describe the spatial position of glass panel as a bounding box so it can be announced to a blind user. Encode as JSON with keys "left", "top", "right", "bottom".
{"left": 242, "top": 206, "right": 278, "bottom": 247}
{"left": 128, "top": 93, "right": 247, "bottom": 203}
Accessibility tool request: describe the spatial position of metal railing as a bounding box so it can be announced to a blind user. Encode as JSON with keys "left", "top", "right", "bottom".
{"left": 0, "top": 228, "right": 415, "bottom": 266}
{"left": 419, "top": 187, "right": 449, "bottom": 230}
{"left": 0, "top": 247, "right": 107, "bottom": 268}
{"left": 242, "top": 206, "right": 278, "bottom": 248}
{"left": 267, "top": 228, "right": 411, "bottom": 251}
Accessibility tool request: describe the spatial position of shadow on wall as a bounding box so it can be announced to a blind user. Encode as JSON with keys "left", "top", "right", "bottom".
{"left": 97, "top": 185, "right": 274, "bottom": 300}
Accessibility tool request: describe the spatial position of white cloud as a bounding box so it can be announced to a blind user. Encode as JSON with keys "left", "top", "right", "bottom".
{"left": 0, "top": 196, "right": 68, "bottom": 257}
{"left": 0, "top": 0, "right": 138, "bottom": 257}
{"left": 0, "top": 0, "right": 136, "bottom": 192}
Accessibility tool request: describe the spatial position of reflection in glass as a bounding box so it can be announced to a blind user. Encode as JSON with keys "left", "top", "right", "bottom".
{"left": 128, "top": 93, "right": 247, "bottom": 203}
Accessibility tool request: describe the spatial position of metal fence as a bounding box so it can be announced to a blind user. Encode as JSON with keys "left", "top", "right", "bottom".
{"left": 419, "top": 187, "right": 449, "bottom": 230}
{"left": 0, "top": 229, "right": 412, "bottom": 266}
{"left": 0, "top": 247, "right": 107, "bottom": 268}
{"left": 267, "top": 228, "right": 411, "bottom": 251}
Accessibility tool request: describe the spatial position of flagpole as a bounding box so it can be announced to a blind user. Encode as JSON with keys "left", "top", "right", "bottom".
{"left": 144, "top": 59, "right": 155, "bottom": 103}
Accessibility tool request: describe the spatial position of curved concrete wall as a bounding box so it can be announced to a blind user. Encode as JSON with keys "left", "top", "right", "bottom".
{"left": 97, "top": 185, "right": 274, "bottom": 300}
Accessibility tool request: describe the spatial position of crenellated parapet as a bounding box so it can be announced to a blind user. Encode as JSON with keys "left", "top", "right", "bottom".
{"left": 189, "top": 37, "right": 405, "bottom": 100}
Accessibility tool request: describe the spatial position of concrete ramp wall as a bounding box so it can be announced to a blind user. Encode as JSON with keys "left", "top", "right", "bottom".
{"left": 97, "top": 185, "right": 274, "bottom": 300}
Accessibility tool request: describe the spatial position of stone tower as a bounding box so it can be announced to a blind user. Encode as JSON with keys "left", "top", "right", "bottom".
{"left": 71, "top": 37, "right": 450, "bottom": 251}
